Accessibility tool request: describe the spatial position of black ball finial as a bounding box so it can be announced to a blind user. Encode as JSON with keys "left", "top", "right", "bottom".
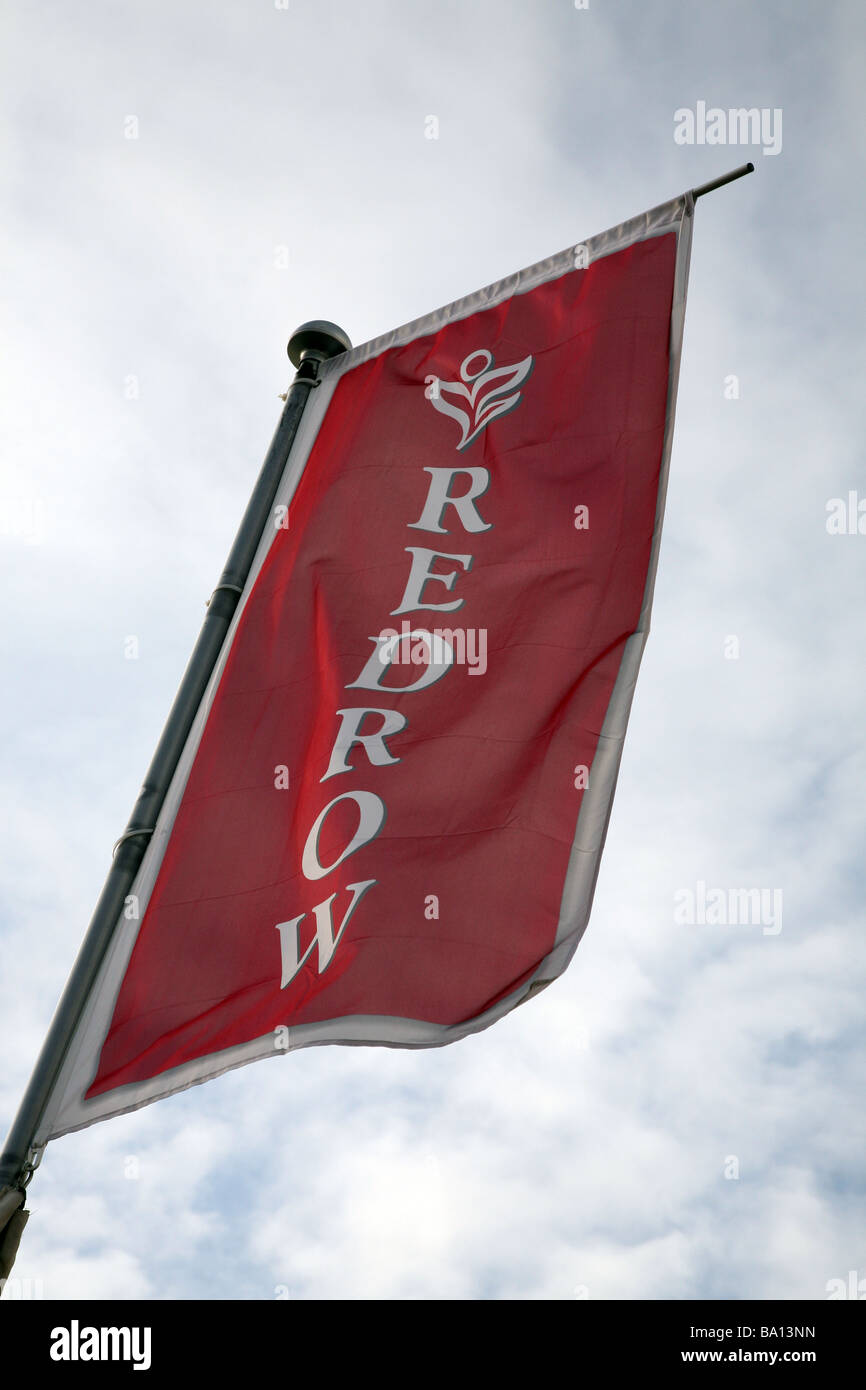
{"left": 287, "top": 321, "right": 352, "bottom": 368}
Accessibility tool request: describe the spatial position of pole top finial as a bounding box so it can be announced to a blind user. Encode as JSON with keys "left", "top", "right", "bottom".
{"left": 288, "top": 321, "right": 352, "bottom": 368}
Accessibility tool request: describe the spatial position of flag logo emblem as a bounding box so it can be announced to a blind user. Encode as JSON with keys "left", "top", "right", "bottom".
{"left": 427, "top": 348, "right": 534, "bottom": 450}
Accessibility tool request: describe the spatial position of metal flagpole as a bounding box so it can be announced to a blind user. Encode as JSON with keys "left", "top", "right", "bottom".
{"left": 0, "top": 321, "right": 351, "bottom": 1246}
{"left": 691, "top": 161, "right": 755, "bottom": 200}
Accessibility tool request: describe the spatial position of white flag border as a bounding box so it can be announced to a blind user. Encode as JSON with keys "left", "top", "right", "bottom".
{"left": 36, "top": 192, "right": 694, "bottom": 1144}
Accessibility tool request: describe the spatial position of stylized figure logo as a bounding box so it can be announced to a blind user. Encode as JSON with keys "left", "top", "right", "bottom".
{"left": 426, "top": 348, "right": 534, "bottom": 451}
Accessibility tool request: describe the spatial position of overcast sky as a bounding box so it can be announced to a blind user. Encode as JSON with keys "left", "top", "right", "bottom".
{"left": 1, "top": 0, "right": 864, "bottom": 1301}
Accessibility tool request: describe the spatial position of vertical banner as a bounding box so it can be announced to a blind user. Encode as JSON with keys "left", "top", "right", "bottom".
{"left": 36, "top": 192, "right": 693, "bottom": 1141}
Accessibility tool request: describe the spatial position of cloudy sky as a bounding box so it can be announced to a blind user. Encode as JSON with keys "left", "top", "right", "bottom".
{"left": 2, "top": 0, "right": 864, "bottom": 1301}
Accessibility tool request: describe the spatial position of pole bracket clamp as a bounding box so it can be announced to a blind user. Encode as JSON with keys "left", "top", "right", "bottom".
{"left": 112, "top": 828, "right": 155, "bottom": 858}
{"left": 206, "top": 582, "right": 244, "bottom": 608}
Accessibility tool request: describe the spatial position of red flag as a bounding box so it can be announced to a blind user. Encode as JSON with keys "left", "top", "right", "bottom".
{"left": 37, "top": 193, "right": 693, "bottom": 1139}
